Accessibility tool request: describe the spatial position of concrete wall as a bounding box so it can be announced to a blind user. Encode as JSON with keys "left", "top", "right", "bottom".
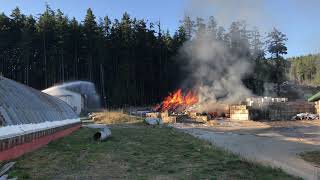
{"left": 0, "top": 122, "right": 80, "bottom": 161}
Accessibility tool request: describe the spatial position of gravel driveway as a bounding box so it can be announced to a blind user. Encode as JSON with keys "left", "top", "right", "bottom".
{"left": 173, "top": 120, "right": 320, "bottom": 180}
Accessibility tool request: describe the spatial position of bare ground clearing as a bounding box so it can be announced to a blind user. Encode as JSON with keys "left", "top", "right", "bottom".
{"left": 173, "top": 120, "right": 320, "bottom": 179}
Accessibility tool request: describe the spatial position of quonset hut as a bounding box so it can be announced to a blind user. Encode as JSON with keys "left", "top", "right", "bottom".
{"left": 0, "top": 76, "right": 80, "bottom": 161}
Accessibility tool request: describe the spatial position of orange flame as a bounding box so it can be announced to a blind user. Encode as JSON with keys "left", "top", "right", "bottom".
{"left": 157, "top": 89, "right": 198, "bottom": 111}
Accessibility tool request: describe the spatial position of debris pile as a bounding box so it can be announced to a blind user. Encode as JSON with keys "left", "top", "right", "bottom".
{"left": 145, "top": 111, "right": 176, "bottom": 124}
{"left": 291, "top": 113, "right": 319, "bottom": 120}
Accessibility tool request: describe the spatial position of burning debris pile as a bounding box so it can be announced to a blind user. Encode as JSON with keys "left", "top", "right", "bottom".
{"left": 149, "top": 89, "right": 230, "bottom": 123}
{"left": 141, "top": 26, "right": 320, "bottom": 123}
{"left": 154, "top": 89, "right": 198, "bottom": 112}
{"left": 143, "top": 19, "right": 255, "bottom": 123}
{"left": 145, "top": 92, "right": 320, "bottom": 124}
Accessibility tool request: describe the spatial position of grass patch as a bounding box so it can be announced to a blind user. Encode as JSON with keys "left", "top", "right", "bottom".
{"left": 300, "top": 151, "right": 320, "bottom": 166}
{"left": 8, "top": 126, "right": 297, "bottom": 179}
{"left": 91, "top": 110, "right": 143, "bottom": 125}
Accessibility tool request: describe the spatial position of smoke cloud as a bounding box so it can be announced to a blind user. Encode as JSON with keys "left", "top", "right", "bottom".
{"left": 186, "top": 0, "right": 268, "bottom": 29}
{"left": 186, "top": 0, "right": 320, "bottom": 56}
{"left": 180, "top": 30, "right": 252, "bottom": 112}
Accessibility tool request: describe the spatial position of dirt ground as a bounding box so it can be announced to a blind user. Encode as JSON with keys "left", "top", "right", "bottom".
{"left": 173, "top": 119, "right": 320, "bottom": 180}
{"left": 200, "top": 120, "right": 320, "bottom": 145}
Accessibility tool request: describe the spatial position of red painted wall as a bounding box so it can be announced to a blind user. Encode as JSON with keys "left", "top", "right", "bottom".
{"left": 0, "top": 124, "right": 81, "bottom": 162}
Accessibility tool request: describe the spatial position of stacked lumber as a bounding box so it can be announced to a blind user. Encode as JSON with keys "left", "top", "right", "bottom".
{"left": 160, "top": 111, "right": 176, "bottom": 123}
{"left": 146, "top": 111, "right": 176, "bottom": 124}
{"left": 188, "top": 112, "right": 208, "bottom": 122}
{"left": 229, "top": 105, "right": 250, "bottom": 121}
{"left": 246, "top": 97, "right": 288, "bottom": 107}
{"left": 146, "top": 112, "right": 160, "bottom": 118}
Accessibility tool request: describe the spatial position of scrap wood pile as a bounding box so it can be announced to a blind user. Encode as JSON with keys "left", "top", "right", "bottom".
{"left": 145, "top": 111, "right": 176, "bottom": 125}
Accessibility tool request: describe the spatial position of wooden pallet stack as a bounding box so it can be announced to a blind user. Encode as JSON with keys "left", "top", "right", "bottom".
{"left": 160, "top": 111, "right": 177, "bottom": 123}
{"left": 229, "top": 105, "right": 250, "bottom": 121}
{"left": 146, "top": 111, "right": 176, "bottom": 123}
{"left": 146, "top": 112, "right": 160, "bottom": 118}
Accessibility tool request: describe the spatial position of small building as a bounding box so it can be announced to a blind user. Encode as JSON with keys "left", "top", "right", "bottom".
{"left": 42, "top": 88, "right": 83, "bottom": 115}
{"left": 42, "top": 81, "right": 100, "bottom": 115}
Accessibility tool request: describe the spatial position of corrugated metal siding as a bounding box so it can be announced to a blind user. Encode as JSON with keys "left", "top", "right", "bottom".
{"left": 0, "top": 76, "right": 77, "bottom": 126}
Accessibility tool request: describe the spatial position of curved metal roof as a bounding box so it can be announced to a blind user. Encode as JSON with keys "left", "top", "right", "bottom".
{"left": 0, "top": 76, "right": 78, "bottom": 126}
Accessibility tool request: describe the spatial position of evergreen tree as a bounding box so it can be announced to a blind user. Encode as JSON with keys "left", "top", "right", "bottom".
{"left": 83, "top": 8, "right": 98, "bottom": 81}
{"left": 181, "top": 15, "right": 194, "bottom": 40}
{"left": 216, "top": 26, "right": 226, "bottom": 41}
{"left": 0, "top": 6, "right": 297, "bottom": 107}
{"left": 195, "top": 17, "right": 206, "bottom": 37}
{"left": 207, "top": 16, "right": 217, "bottom": 39}
{"left": 266, "top": 27, "right": 288, "bottom": 95}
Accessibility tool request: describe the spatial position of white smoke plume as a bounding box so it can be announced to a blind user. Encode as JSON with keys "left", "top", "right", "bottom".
{"left": 180, "top": 31, "right": 252, "bottom": 112}
{"left": 186, "top": 0, "right": 268, "bottom": 29}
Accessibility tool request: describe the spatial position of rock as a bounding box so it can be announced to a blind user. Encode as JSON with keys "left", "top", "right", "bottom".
{"left": 144, "top": 118, "right": 163, "bottom": 125}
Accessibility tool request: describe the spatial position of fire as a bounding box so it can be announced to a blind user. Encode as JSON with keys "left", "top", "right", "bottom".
{"left": 156, "top": 89, "right": 198, "bottom": 111}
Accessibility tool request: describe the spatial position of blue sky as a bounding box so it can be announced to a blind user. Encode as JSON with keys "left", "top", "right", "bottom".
{"left": 0, "top": 0, "right": 319, "bottom": 57}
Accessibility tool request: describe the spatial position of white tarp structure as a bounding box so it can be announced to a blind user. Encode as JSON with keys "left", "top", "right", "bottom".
{"left": 42, "top": 88, "right": 83, "bottom": 115}
{"left": 42, "top": 81, "right": 100, "bottom": 115}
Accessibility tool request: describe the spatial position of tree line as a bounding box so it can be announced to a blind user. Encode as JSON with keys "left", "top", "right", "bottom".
{"left": 289, "top": 54, "right": 320, "bottom": 85}
{"left": 0, "top": 6, "right": 288, "bottom": 107}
